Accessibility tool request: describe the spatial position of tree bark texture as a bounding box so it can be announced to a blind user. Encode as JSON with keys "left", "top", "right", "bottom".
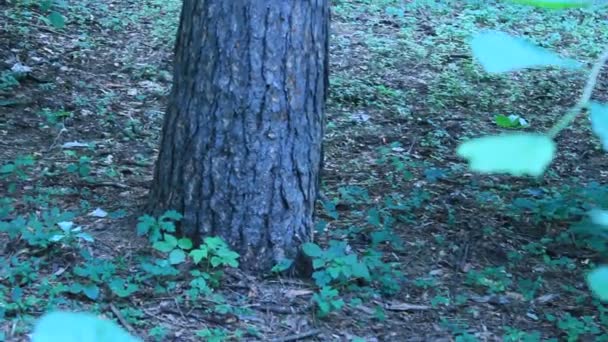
{"left": 148, "top": 0, "right": 329, "bottom": 272}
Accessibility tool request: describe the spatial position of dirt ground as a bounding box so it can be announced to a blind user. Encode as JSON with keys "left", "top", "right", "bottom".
{"left": 1, "top": 1, "right": 608, "bottom": 341}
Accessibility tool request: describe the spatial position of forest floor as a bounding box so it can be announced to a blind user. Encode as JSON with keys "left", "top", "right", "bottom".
{"left": 2, "top": 0, "right": 608, "bottom": 341}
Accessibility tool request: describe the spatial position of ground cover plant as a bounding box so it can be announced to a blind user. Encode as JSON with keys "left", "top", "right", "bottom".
{"left": 1, "top": 0, "right": 608, "bottom": 340}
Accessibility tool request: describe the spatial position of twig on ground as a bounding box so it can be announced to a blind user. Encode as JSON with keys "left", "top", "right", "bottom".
{"left": 252, "top": 303, "right": 312, "bottom": 315}
{"left": 109, "top": 303, "right": 137, "bottom": 335}
{"left": 270, "top": 329, "right": 322, "bottom": 342}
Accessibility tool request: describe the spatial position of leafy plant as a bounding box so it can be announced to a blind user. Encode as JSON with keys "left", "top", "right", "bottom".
{"left": 303, "top": 240, "right": 371, "bottom": 288}
{"left": 66, "top": 156, "right": 92, "bottom": 179}
{"left": 495, "top": 114, "right": 529, "bottom": 129}
{"left": 312, "top": 286, "right": 345, "bottom": 317}
{"left": 457, "top": 0, "right": 608, "bottom": 302}
{"left": 136, "top": 210, "right": 182, "bottom": 243}
{"left": 465, "top": 267, "right": 512, "bottom": 294}
{"left": 49, "top": 221, "right": 94, "bottom": 246}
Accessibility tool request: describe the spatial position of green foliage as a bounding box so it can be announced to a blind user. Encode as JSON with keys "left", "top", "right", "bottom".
{"left": 495, "top": 114, "right": 529, "bottom": 129}
{"left": 190, "top": 237, "right": 239, "bottom": 268}
{"left": 0, "top": 70, "right": 20, "bottom": 90}
{"left": 8, "top": 0, "right": 68, "bottom": 30}
{"left": 589, "top": 101, "right": 608, "bottom": 150}
{"left": 49, "top": 221, "right": 94, "bottom": 245}
{"left": 31, "top": 311, "right": 139, "bottom": 342}
{"left": 587, "top": 266, "right": 608, "bottom": 301}
{"left": 0, "top": 207, "right": 76, "bottom": 248}
{"left": 510, "top": 0, "right": 594, "bottom": 9}
{"left": 303, "top": 240, "right": 371, "bottom": 287}
{"left": 135, "top": 212, "right": 239, "bottom": 300}
{"left": 271, "top": 258, "right": 294, "bottom": 273}
{"left": 465, "top": 267, "right": 512, "bottom": 294}
{"left": 109, "top": 278, "right": 139, "bottom": 298}
{"left": 38, "top": 108, "right": 72, "bottom": 127}
{"left": 303, "top": 239, "right": 403, "bottom": 316}
{"left": 471, "top": 30, "right": 582, "bottom": 73}
{"left": 312, "top": 286, "right": 345, "bottom": 317}
{"left": 136, "top": 210, "right": 182, "bottom": 243}
{"left": 1, "top": 154, "right": 35, "bottom": 180}
{"left": 551, "top": 313, "right": 601, "bottom": 341}
{"left": 460, "top": 0, "right": 608, "bottom": 308}
{"left": 457, "top": 134, "right": 556, "bottom": 176}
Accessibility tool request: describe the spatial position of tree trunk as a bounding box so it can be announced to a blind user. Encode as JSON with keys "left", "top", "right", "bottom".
{"left": 147, "top": 0, "right": 329, "bottom": 273}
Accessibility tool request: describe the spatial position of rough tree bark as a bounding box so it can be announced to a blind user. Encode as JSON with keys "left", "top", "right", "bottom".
{"left": 147, "top": 0, "right": 329, "bottom": 273}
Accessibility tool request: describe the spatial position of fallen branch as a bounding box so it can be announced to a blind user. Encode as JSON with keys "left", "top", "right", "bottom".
{"left": 385, "top": 303, "right": 431, "bottom": 311}
{"left": 109, "top": 303, "right": 136, "bottom": 335}
{"left": 271, "top": 329, "right": 322, "bottom": 342}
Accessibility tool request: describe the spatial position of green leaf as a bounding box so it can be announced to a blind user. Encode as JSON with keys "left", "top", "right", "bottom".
{"left": 48, "top": 11, "right": 66, "bottom": 29}
{"left": 271, "top": 259, "right": 294, "bottom": 273}
{"left": 160, "top": 210, "right": 183, "bottom": 221}
{"left": 328, "top": 266, "right": 341, "bottom": 279}
{"left": 82, "top": 284, "right": 100, "bottom": 301}
{"left": 470, "top": 30, "right": 581, "bottom": 73}
{"left": 76, "top": 233, "right": 94, "bottom": 242}
{"left": 109, "top": 279, "right": 138, "bottom": 297}
{"left": 177, "top": 238, "right": 193, "bottom": 250}
{"left": 210, "top": 256, "right": 222, "bottom": 268}
{"left": 587, "top": 266, "right": 608, "bottom": 301}
{"left": 0, "top": 163, "right": 15, "bottom": 174}
{"left": 457, "top": 134, "right": 556, "bottom": 176}
{"left": 169, "top": 249, "right": 186, "bottom": 265}
{"left": 495, "top": 114, "right": 528, "bottom": 129}
{"left": 302, "top": 243, "right": 323, "bottom": 257}
{"left": 495, "top": 115, "right": 514, "bottom": 128}
{"left": 589, "top": 209, "right": 608, "bottom": 227}
{"left": 164, "top": 234, "right": 178, "bottom": 247}
{"left": 312, "top": 271, "right": 331, "bottom": 287}
{"left": 0, "top": 99, "right": 20, "bottom": 106}
{"left": 312, "top": 258, "right": 326, "bottom": 269}
{"left": 352, "top": 262, "right": 371, "bottom": 280}
{"left": 135, "top": 215, "right": 156, "bottom": 236}
{"left": 153, "top": 241, "right": 175, "bottom": 253}
{"left": 189, "top": 248, "right": 207, "bottom": 264}
{"left": 590, "top": 101, "right": 608, "bottom": 151}
{"left": 510, "top": 0, "right": 594, "bottom": 9}
{"left": 32, "top": 311, "right": 139, "bottom": 342}
{"left": 203, "top": 236, "right": 225, "bottom": 249}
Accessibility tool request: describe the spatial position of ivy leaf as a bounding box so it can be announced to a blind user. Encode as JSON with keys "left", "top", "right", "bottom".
{"left": 48, "top": 11, "right": 66, "bottom": 29}
{"left": 587, "top": 266, "right": 608, "bottom": 301}
{"left": 302, "top": 243, "right": 323, "bottom": 257}
{"left": 470, "top": 30, "right": 582, "bottom": 73}
{"left": 32, "top": 311, "right": 139, "bottom": 342}
{"left": 457, "top": 134, "right": 556, "bottom": 177}
{"left": 169, "top": 249, "right": 186, "bottom": 265}
{"left": 510, "top": 0, "right": 594, "bottom": 9}
{"left": 589, "top": 101, "right": 608, "bottom": 151}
